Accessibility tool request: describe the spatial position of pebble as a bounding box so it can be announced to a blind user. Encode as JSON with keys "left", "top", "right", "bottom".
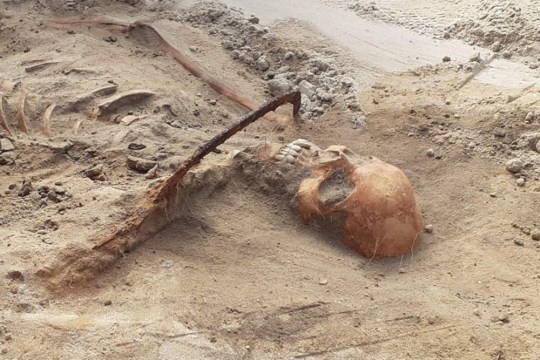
{"left": 426, "top": 148, "right": 435, "bottom": 157}
{"left": 0, "top": 154, "right": 14, "bottom": 165}
{"left": 298, "top": 80, "right": 316, "bottom": 97}
{"left": 442, "top": 56, "right": 451, "bottom": 62}
{"left": 256, "top": 57, "right": 270, "bottom": 72}
{"left": 424, "top": 224, "right": 433, "bottom": 233}
{"left": 531, "top": 230, "right": 540, "bottom": 241}
{"left": 104, "top": 300, "right": 112, "bottom": 306}
{"left": 145, "top": 165, "right": 158, "bottom": 180}
{"left": 516, "top": 178, "right": 525, "bottom": 187}
{"left": 513, "top": 239, "right": 524, "bottom": 246}
{"left": 505, "top": 158, "right": 523, "bottom": 173}
{"left": 283, "top": 52, "right": 294, "bottom": 61}
{"left": 189, "top": 46, "right": 198, "bottom": 52}
{"left": 0, "top": 138, "right": 15, "bottom": 152}
{"left": 6, "top": 270, "right": 23, "bottom": 282}
{"left": 222, "top": 40, "right": 234, "bottom": 49}
{"left": 274, "top": 154, "right": 285, "bottom": 161}
{"left": 128, "top": 143, "right": 146, "bottom": 151}
{"left": 18, "top": 181, "right": 32, "bottom": 197}
{"left": 53, "top": 186, "right": 66, "bottom": 195}
{"left": 230, "top": 50, "right": 240, "bottom": 59}
{"left": 248, "top": 16, "right": 259, "bottom": 24}
{"left": 525, "top": 112, "right": 535, "bottom": 123}
{"left": 126, "top": 156, "right": 158, "bottom": 173}
{"left": 84, "top": 164, "right": 104, "bottom": 179}
{"left": 208, "top": 99, "right": 217, "bottom": 106}
{"left": 267, "top": 78, "right": 294, "bottom": 95}
{"left": 318, "top": 279, "right": 328, "bottom": 285}
{"left": 341, "top": 77, "right": 354, "bottom": 87}
{"left": 398, "top": 267, "right": 406, "bottom": 274}
{"left": 47, "top": 192, "right": 60, "bottom": 203}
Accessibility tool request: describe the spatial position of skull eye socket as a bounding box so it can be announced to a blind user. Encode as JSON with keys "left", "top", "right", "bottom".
{"left": 319, "top": 167, "right": 355, "bottom": 208}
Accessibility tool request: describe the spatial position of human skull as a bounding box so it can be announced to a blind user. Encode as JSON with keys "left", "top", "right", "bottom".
{"left": 271, "top": 139, "right": 423, "bottom": 258}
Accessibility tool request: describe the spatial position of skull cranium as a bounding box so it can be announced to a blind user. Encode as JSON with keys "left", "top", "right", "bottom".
{"left": 271, "top": 139, "right": 424, "bottom": 258}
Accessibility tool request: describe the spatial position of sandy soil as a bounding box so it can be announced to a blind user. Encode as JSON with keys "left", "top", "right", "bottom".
{"left": 1, "top": 0, "right": 539, "bottom": 359}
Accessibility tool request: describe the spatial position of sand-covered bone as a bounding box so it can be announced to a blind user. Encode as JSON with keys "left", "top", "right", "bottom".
{"left": 42, "top": 103, "right": 56, "bottom": 138}
{"left": 0, "top": 95, "right": 13, "bottom": 136}
{"left": 17, "top": 89, "right": 29, "bottom": 133}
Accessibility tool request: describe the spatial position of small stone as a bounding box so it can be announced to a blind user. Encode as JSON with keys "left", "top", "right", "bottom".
{"left": 531, "top": 230, "right": 540, "bottom": 241}
{"left": 145, "top": 165, "right": 158, "bottom": 180}
{"left": 222, "top": 40, "right": 234, "bottom": 50}
{"left": 341, "top": 77, "right": 354, "bottom": 87}
{"left": 248, "top": 16, "right": 259, "bottom": 24}
{"left": 267, "top": 78, "right": 294, "bottom": 95}
{"left": 505, "top": 158, "right": 523, "bottom": 173}
{"left": 274, "top": 154, "right": 285, "bottom": 161}
{"left": 256, "top": 57, "right": 270, "bottom": 72}
{"left": 6, "top": 270, "right": 24, "bottom": 281}
{"left": 127, "top": 156, "right": 158, "bottom": 173}
{"left": 469, "top": 53, "right": 481, "bottom": 63}
{"left": 230, "top": 50, "right": 240, "bottom": 59}
{"left": 210, "top": 337, "right": 217, "bottom": 343}
{"left": 104, "top": 35, "right": 117, "bottom": 43}
{"left": 516, "top": 178, "right": 525, "bottom": 187}
{"left": 473, "top": 309, "right": 481, "bottom": 317}
{"left": 84, "top": 164, "right": 104, "bottom": 180}
{"left": 208, "top": 99, "right": 217, "bottom": 106}
{"left": 426, "top": 148, "right": 435, "bottom": 157}
{"left": 491, "top": 42, "right": 502, "bottom": 53}
{"left": 0, "top": 154, "right": 14, "bottom": 165}
{"left": 18, "top": 181, "right": 32, "bottom": 197}
{"left": 283, "top": 52, "right": 294, "bottom": 61}
{"left": 47, "top": 192, "right": 60, "bottom": 203}
{"left": 1, "top": 348, "right": 7, "bottom": 354}
{"left": 318, "top": 279, "right": 328, "bottom": 285}
{"left": 189, "top": 46, "right": 198, "bottom": 52}
{"left": 424, "top": 224, "right": 433, "bottom": 233}
{"left": 525, "top": 112, "right": 535, "bottom": 123}
{"left": 120, "top": 115, "right": 141, "bottom": 126}
{"left": 489, "top": 192, "right": 497, "bottom": 198}
{"left": 128, "top": 143, "right": 146, "bottom": 151}
{"left": 298, "top": 80, "right": 316, "bottom": 97}
{"left": 162, "top": 260, "right": 174, "bottom": 269}
{"left": 442, "top": 56, "right": 451, "bottom": 62}
{"left": 398, "top": 267, "right": 406, "bottom": 274}
{"left": 0, "top": 138, "right": 15, "bottom": 152}
{"left": 513, "top": 239, "right": 524, "bottom": 246}
{"left": 53, "top": 186, "right": 66, "bottom": 195}
{"left": 104, "top": 300, "right": 112, "bottom": 306}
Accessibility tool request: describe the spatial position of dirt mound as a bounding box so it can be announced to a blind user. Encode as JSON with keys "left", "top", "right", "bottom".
{"left": 181, "top": 1, "right": 363, "bottom": 121}
{"left": 446, "top": 0, "right": 540, "bottom": 62}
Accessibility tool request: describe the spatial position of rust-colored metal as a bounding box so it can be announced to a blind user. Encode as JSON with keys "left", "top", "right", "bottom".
{"left": 37, "top": 92, "right": 300, "bottom": 290}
